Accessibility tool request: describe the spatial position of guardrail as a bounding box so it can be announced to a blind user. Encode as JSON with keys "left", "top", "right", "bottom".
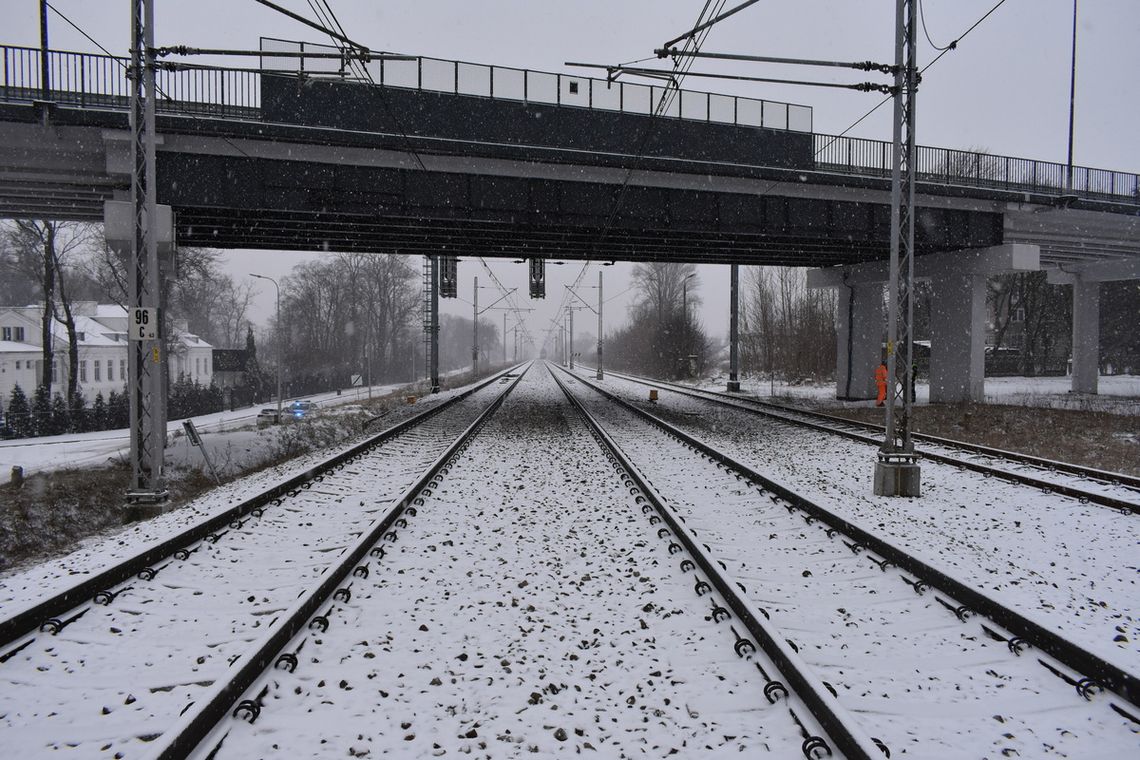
{"left": 2, "top": 44, "right": 1137, "bottom": 205}
{"left": 814, "top": 133, "right": 1140, "bottom": 204}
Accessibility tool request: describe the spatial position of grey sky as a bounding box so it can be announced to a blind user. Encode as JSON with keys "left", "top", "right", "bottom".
{"left": 7, "top": 1, "right": 1138, "bottom": 347}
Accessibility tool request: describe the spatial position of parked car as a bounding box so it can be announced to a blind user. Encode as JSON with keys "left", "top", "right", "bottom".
{"left": 256, "top": 407, "right": 281, "bottom": 427}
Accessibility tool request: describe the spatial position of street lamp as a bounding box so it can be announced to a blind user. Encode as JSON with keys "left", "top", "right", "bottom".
{"left": 250, "top": 273, "right": 282, "bottom": 424}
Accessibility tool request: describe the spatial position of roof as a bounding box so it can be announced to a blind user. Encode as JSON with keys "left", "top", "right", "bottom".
{"left": 0, "top": 340, "right": 40, "bottom": 354}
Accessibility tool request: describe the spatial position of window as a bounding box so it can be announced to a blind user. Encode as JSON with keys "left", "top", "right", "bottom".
{"left": 106, "top": 359, "right": 114, "bottom": 382}
{"left": 1013, "top": 307, "right": 1026, "bottom": 324}
{"left": 77, "top": 331, "right": 85, "bottom": 341}
{"left": 195, "top": 358, "right": 201, "bottom": 376}
{"left": 79, "top": 361, "right": 87, "bottom": 382}
{"left": 15, "top": 360, "right": 21, "bottom": 370}
{"left": 120, "top": 359, "right": 126, "bottom": 380}
{"left": 13, "top": 327, "right": 24, "bottom": 342}
{"left": 94, "top": 361, "right": 101, "bottom": 381}
{"left": 1, "top": 327, "right": 9, "bottom": 341}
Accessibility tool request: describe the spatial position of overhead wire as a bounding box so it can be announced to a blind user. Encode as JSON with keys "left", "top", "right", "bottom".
{"left": 918, "top": 0, "right": 955, "bottom": 52}
{"left": 45, "top": 1, "right": 253, "bottom": 159}
{"left": 539, "top": 0, "right": 733, "bottom": 352}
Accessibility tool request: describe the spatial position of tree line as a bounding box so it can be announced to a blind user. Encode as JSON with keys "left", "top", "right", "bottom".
{"left": 1, "top": 219, "right": 259, "bottom": 438}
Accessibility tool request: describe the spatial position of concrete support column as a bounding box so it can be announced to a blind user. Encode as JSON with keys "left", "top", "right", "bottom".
{"left": 929, "top": 273, "right": 986, "bottom": 403}
{"left": 835, "top": 281, "right": 883, "bottom": 400}
{"left": 1071, "top": 279, "right": 1100, "bottom": 394}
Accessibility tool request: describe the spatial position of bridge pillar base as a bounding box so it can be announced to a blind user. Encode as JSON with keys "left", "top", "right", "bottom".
{"left": 1071, "top": 279, "right": 1100, "bottom": 395}
{"left": 929, "top": 273, "right": 986, "bottom": 404}
{"left": 726, "top": 380, "right": 740, "bottom": 392}
{"left": 835, "top": 281, "right": 884, "bottom": 400}
{"left": 873, "top": 457, "right": 921, "bottom": 497}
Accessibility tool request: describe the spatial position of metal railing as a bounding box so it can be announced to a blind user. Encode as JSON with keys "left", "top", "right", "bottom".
{"left": 2, "top": 44, "right": 1137, "bottom": 205}
{"left": 259, "top": 36, "right": 814, "bottom": 132}
{"left": 0, "top": 45, "right": 259, "bottom": 117}
{"left": 814, "top": 133, "right": 1140, "bottom": 203}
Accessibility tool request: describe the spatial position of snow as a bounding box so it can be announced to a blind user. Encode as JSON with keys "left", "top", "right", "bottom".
{"left": 2, "top": 363, "right": 1136, "bottom": 757}
{"left": 559, "top": 367, "right": 1139, "bottom": 757}
{"left": 697, "top": 373, "right": 1140, "bottom": 415}
{"left": 0, "top": 383, "right": 406, "bottom": 477}
{"left": 0, "top": 376, "right": 510, "bottom": 757}
{"left": 205, "top": 364, "right": 811, "bottom": 758}
{"left": 578, "top": 369, "right": 1140, "bottom": 677}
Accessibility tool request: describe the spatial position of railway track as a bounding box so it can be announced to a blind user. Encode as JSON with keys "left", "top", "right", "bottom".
{"left": 151, "top": 362, "right": 864, "bottom": 759}
{"left": 595, "top": 368, "right": 1140, "bottom": 513}
{"left": 4, "top": 363, "right": 1136, "bottom": 757}
{"left": 552, "top": 362, "right": 1140, "bottom": 758}
{"left": 0, "top": 365, "right": 525, "bottom": 757}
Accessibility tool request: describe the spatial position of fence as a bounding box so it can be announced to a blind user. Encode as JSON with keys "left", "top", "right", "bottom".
{"left": 2, "top": 44, "right": 1136, "bottom": 205}
{"left": 814, "top": 133, "right": 1140, "bottom": 203}
{"left": 259, "top": 36, "right": 813, "bottom": 132}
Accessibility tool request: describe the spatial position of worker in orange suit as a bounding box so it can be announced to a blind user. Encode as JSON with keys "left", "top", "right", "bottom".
{"left": 875, "top": 361, "right": 889, "bottom": 407}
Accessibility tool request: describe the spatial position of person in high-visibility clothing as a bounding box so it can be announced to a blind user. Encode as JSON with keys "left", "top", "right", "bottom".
{"left": 875, "top": 362, "right": 889, "bottom": 407}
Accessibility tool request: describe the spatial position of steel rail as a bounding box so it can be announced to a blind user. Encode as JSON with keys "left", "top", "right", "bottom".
{"left": 548, "top": 366, "right": 885, "bottom": 759}
{"left": 554, "top": 364, "right": 1140, "bottom": 708}
{"left": 0, "top": 365, "right": 523, "bottom": 651}
{"left": 147, "top": 364, "right": 530, "bottom": 759}
{"left": 598, "top": 368, "right": 1140, "bottom": 513}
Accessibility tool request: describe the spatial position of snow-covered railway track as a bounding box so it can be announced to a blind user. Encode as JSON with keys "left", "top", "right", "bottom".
{"left": 600, "top": 369, "right": 1140, "bottom": 513}
{"left": 554, "top": 364, "right": 1140, "bottom": 758}
{"left": 0, "top": 366, "right": 525, "bottom": 757}
{"left": 154, "top": 363, "right": 878, "bottom": 759}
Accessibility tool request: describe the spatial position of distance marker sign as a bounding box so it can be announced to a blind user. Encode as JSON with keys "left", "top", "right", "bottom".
{"left": 130, "top": 307, "right": 158, "bottom": 340}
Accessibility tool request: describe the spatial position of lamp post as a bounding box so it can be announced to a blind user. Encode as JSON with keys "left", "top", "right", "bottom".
{"left": 250, "top": 273, "right": 282, "bottom": 424}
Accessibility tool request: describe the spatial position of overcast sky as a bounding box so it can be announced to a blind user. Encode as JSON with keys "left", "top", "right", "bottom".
{"left": 7, "top": 1, "right": 1138, "bottom": 349}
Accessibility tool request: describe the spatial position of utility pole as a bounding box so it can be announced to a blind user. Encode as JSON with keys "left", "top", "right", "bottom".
{"left": 566, "top": 280, "right": 604, "bottom": 378}
{"left": 596, "top": 270, "right": 603, "bottom": 380}
{"left": 503, "top": 311, "right": 507, "bottom": 364}
{"left": 126, "top": 0, "right": 167, "bottom": 505}
{"left": 39, "top": 0, "right": 50, "bottom": 102}
{"left": 728, "top": 264, "right": 740, "bottom": 392}
{"left": 568, "top": 306, "right": 574, "bottom": 370}
{"left": 875, "top": 0, "right": 921, "bottom": 497}
{"left": 472, "top": 275, "right": 479, "bottom": 375}
{"left": 430, "top": 255, "right": 440, "bottom": 393}
{"left": 1066, "top": 0, "right": 1078, "bottom": 194}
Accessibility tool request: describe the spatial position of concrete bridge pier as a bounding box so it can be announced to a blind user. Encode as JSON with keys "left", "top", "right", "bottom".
{"left": 928, "top": 273, "right": 986, "bottom": 404}
{"left": 809, "top": 244, "right": 1041, "bottom": 404}
{"left": 1048, "top": 259, "right": 1140, "bottom": 395}
{"left": 834, "top": 280, "right": 885, "bottom": 401}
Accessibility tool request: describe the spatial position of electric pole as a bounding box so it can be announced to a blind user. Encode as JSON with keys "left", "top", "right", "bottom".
{"left": 875, "top": 0, "right": 921, "bottom": 497}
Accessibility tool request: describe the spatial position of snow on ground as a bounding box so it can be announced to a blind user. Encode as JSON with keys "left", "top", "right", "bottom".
{"left": 0, "top": 383, "right": 407, "bottom": 477}
{"left": 558, "top": 369, "right": 1138, "bottom": 757}
{"left": 0, "top": 380, "right": 474, "bottom": 594}
{"left": 208, "top": 364, "right": 806, "bottom": 759}
{"left": 578, "top": 370, "right": 1140, "bottom": 679}
{"left": 698, "top": 372, "right": 1140, "bottom": 415}
{"left": 0, "top": 377, "right": 513, "bottom": 758}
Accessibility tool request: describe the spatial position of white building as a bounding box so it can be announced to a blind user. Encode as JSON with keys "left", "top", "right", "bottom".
{"left": 0, "top": 302, "right": 213, "bottom": 404}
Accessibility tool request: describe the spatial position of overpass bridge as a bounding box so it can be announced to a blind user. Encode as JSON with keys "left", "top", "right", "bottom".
{"left": 1, "top": 43, "right": 1138, "bottom": 401}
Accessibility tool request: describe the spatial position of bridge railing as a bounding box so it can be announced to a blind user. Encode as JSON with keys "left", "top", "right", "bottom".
{"left": 258, "top": 37, "right": 815, "bottom": 132}
{"left": 3, "top": 44, "right": 1137, "bottom": 205}
{"left": 373, "top": 55, "right": 815, "bottom": 132}
{"left": 0, "top": 45, "right": 259, "bottom": 117}
{"left": 814, "top": 133, "right": 1140, "bottom": 204}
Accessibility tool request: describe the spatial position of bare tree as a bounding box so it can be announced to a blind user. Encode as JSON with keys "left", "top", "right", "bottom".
{"left": 2, "top": 220, "right": 90, "bottom": 399}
